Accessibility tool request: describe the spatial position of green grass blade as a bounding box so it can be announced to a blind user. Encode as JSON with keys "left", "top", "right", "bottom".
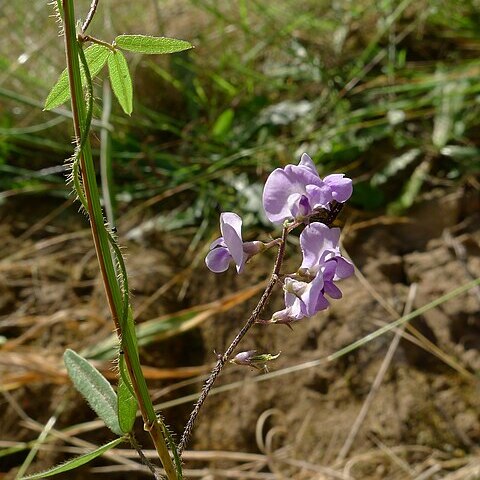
{"left": 83, "top": 308, "right": 206, "bottom": 359}
{"left": 64, "top": 349, "right": 122, "bottom": 436}
{"left": 328, "top": 276, "right": 480, "bottom": 362}
{"left": 115, "top": 35, "right": 193, "bottom": 54}
{"left": 19, "top": 437, "right": 125, "bottom": 479}
{"left": 44, "top": 44, "right": 110, "bottom": 110}
{"left": 212, "top": 108, "right": 234, "bottom": 139}
{"left": 83, "top": 284, "right": 264, "bottom": 359}
{"left": 387, "top": 159, "right": 431, "bottom": 215}
{"left": 108, "top": 50, "right": 133, "bottom": 115}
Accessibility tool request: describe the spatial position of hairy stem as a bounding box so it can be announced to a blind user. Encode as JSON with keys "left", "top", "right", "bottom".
{"left": 178, "top": 226, "right": 289, "bottom": 453}
{"left": 81, "top": 0, "right": 99, "bottom": 33}
{"left": 61, "top": 1, "right": 178, "bottom": 478}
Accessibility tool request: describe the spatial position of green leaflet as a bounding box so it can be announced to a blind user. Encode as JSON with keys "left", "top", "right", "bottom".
{"left": 19, "top": 437, "right": 125, "bottom": 479}
{"left": 118, "top": 354, "right": 138, "bottom": 433}
{"left": 44, "top": 44, "right": 110, "bottom": 110}
{"left": 64, "top": 349, "right": 122, "bottom": 436}
{"left": 115, "top": 35, "right": 193, "bottom": 55}
{"left": 108, "top": 50, "right": 133, "bottom": 115}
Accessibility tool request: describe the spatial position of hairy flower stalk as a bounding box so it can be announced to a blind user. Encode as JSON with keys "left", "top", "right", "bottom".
{"left": 181, "top": 155, "right": 353, "bottom": 453}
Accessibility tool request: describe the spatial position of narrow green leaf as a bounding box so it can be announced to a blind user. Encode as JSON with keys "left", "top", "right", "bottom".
{"left": 115, "top": 35, "right": 193, "bottom": 55}
{"left": 64, "top": 349, "right": 122, "bottom": 435}
{"left": 108, "top": 50, "right": 133, "bottom": 115}
{"left": 19, "top": 437, "right": 124, "bottom": 479}
{"left": 118, "top": 354, "right": 137, "bottom": 433}
{"left": 44, "top": 44, "right": 110, "bottom": 110}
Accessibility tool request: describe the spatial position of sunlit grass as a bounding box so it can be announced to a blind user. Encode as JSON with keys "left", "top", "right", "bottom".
{"left": 1, "top": 0, "right": 480, "bottom": 223}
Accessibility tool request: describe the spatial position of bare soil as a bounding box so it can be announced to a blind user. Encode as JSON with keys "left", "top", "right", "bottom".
{"left": 1, "top": 187, "right": 479, "bottom": 479}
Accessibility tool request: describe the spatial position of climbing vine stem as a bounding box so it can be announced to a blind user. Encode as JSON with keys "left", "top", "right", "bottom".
{"left": 61, "top": 1, "right": 179, "bottom": 478}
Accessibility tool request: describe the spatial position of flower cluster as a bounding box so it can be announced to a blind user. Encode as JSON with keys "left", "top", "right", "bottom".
{"left": 205, "top": 153, "right": 354, "bottom": 323}
{"left": 271, "top": 222, "right": 353, "bottom": 324}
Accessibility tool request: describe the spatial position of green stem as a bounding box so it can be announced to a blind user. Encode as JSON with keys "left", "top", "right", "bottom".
{"left": 61, "top": 1, "right": 178, "bottom": 478}
{"left": 100, "top": 81, "right": 116, "bottom": 228}
{"left": 79, "top": 34, "right": 117, "bottom": 52}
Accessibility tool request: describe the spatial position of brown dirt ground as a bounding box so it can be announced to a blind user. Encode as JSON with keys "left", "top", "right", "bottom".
{"left": 0, "top": 186, "right": 479, "bottom": 479}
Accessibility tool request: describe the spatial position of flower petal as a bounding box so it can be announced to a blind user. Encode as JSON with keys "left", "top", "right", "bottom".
{"left": 323, "top": 281, "right": 342, "bottom": 299}
{"left": 220, "top": 212, "right": 243, "bottom": 239}
{"left": 263, "top": 165, "right": 322, "bottom": 223}
{"left": 333, "top": 256, "right": 354, "bottom": 279}
{"left": 222, "top": 224, "right": 245, "bottom": 272}
{"left": 209, "top": 237, "right": 226, "bottom": 249}
{"left": 205, "top": 246, "right": 231, "bottom": 273}
{"left": 302, "top": 270, "right": 326, "bottom": 316}
{"left": 219, "top": 212, "right": 245, "bottom": 272}
{"left": 299, "top": 153, "right": 320, "bottom": 177}
{"left": 300, "top": 223, "right": 340, "bottom": 270}
{"left": 287, "top": 193, "right": 312, "bottom": 219}
{"left": 306, "top": 184, "right": 332, "bottom": 208}
{"left": 323, "top": 174, "right": 353, "bottom": 203}
{"left": 314, "top": 292, "right": 330, "bottom": 312}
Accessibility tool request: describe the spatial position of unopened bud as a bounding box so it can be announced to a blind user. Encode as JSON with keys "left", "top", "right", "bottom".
{"left": 231, "top": 350, "right": 280, "bottom": 371}
{"left": 231, "top": 350, "right": 257, "bottom": 366}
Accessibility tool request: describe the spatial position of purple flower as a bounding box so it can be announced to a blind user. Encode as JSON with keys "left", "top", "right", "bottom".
{"left": 205, "top": 212, "right": 263, "bottom": 273}
{"left": 271, "top": 222, "right": 354, "bottom": 324}
{"left": 262, "top": 153, "right": 353, "bottom": 224}
{"left": 271, "top": 269, "right": 330, "bottom": 324}
{"left": 299, "top": 222, "right": 354, "bottom": 280}
{"left": 285, "top": 274, "right": 329, "bottom": 316}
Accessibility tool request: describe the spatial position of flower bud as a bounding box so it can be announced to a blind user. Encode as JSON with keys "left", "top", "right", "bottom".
{"left": 231, "top": 350, "right": 280, "bottom": 371}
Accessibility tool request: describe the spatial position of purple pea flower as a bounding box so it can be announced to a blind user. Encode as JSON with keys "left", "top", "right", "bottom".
{"left": 205, "top": 212, "right": 263, "bottom": 273}
{"left": 271, "top": 222, "right": 354, "bottom": 324}
{"left": 271, "top": 268, "right": 330, "bottom": 324}
{"left": 262, "top": 153, "right": 353, "bottom": 224}
{"left": 299, "top": 222, "right": 354, "bottom": 281}
{"left": 271, "top": 304, "right": 305, "bottom": 324}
